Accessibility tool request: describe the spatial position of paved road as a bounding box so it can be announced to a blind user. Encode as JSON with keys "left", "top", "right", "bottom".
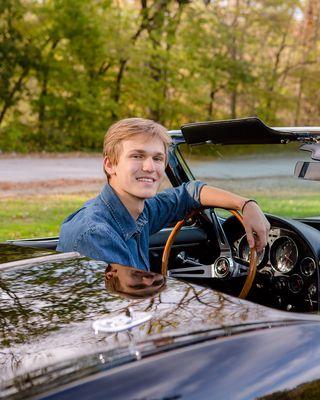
{"left": 0, "top": 154, "right": 309, "bottom": 182}
{"left": 0, "top": 156, "right": 105, "bottom": 182}
{"left": 187, "top": 156, "right": 301, "bottom": 179}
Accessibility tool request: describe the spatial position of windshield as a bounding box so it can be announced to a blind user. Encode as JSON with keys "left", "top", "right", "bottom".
{"left": 178, "top": 142, "right": 320, "bottom": 219}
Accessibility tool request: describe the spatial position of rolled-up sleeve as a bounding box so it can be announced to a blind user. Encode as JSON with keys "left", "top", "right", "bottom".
{"left": 146, "top": 180, "right": 206, "bottom": 235}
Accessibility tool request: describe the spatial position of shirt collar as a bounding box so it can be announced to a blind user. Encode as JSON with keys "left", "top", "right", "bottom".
{"left": 100, "top": 183, "right": 148, "bottom": 240}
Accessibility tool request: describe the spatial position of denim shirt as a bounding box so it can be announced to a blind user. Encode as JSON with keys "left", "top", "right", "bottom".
{"left": 57, "top": 181, "right": 205, "bottom": 270}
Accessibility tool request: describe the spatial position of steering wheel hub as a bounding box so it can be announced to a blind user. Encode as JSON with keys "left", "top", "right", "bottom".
{"left": 214, "top": 257, "right": 232, "bottom": 278}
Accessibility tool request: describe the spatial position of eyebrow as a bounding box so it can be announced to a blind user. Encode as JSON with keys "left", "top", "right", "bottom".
{"left": 128, "top": 149, "right": 165, "bottom": 157}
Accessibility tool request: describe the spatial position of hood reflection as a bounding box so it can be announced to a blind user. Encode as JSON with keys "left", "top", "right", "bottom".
{"left": 105, "top": 264, "right": 166, "bottom": 298}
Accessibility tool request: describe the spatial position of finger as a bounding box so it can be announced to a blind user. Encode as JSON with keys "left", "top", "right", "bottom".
{"left": 254, "top": 225, "right": 268, "bottom": 248}
{"left": 266, "top": 221, "right": 270, "bottom": 243}
{"left": 246, "top": 231, "right": 255, "bottom": 249}
{"left": 255, "top": 233, "right": 265, "bottom": 252}
{"left": 257, "top": 249, "right": 264, "bottom": 258}
{"left": 255, "top": 238, "right": 263, "bottom": 253}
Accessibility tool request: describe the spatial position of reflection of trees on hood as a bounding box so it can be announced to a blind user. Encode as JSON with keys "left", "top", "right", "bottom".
{"left": 0, "top": 255, "right": 296, "bottom": 397}
{"left": 139, "top": 281, "right": 254, "bottom": 335}
{"left": 257, "top": 378, "right": 320, "bottom": 400}
{"left": 0, "top": 258, "right": 111, "bottom": 346}
{"left": 0, "top": 255, "right": 280, "bottom": 350}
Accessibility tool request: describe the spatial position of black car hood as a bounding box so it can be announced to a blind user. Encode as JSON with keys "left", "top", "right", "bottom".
{"left": 181, "top": 117, "right": 299, "bottom": 145}
{"left": 0, "top": 242, "right": 56, "bottom": 264}
{"left": 1, "top": 244, "right": 320, "bottom": 397}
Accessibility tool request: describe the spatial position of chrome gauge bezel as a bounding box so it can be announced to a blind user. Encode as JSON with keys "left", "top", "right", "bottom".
{"left": 288, "top": 274, "right": 304, "bottom": 294}
{"left": 270, "top": 236, "right": 298, "bottom": 273}
{"left": 238, "top": 235, "right": 267, "bottom": 269}
{"left": 300, "top": 257, "right": 316, "bottom": 277}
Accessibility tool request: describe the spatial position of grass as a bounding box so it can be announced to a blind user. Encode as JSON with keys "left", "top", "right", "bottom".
{"left": 0, "top": 194, "right": 96, "bottom": 241}
{"left": 1, "top": 191, "right": 320, "bottom": 241}
{"left": 217, "top": 196, "right": 320, "bottom": 219}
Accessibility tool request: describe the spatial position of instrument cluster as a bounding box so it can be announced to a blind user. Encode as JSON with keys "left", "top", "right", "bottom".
{"left": 233, "top": 227, "right": 318, "bottom": 309}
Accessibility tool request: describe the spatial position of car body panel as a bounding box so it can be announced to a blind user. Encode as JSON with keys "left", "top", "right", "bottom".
{"left": 1, "top": 243, "right": 319, "bottom": 398}
{"left": 0, "top": 243, "right": 56, "bottom": 264}
{"left": 41, "top": 323, "right": 320, "bottom": 400}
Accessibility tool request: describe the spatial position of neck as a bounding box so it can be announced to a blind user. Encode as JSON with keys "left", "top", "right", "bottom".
{"left": 109, "top": 182, "right": 144, "bottom": 220}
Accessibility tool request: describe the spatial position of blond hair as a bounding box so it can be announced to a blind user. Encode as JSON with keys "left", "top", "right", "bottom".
{"left": 103, "top": 118, "right": 171, "bottom": 177}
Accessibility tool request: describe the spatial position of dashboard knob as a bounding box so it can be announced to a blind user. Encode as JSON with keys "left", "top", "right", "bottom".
{"left": 274, "top": 277, "right": 287, "bottom": 292}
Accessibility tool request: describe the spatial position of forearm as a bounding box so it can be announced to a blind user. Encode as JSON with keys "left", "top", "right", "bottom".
{"left": 199, "top": 185, "right": 248, "bottom": 211}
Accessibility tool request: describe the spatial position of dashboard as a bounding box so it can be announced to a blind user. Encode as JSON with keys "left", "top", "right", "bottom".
{"left": 224, "top": 215, "right": 320, "bottom": 312}
{"left": 151, "top": 212, "right": 320, "bottom": 312}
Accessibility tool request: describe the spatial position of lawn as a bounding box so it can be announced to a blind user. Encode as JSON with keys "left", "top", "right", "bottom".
{"left": 1, "top": 192, "right": 320, "bottom": 241}
{"left": 0, "top": 194, "right": 96, "bottom": 241}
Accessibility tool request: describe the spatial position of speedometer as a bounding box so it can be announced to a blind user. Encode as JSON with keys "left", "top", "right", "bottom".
{"left": 238, "top": 236, "right": 265, "bottom": 268}
{"left": 270, "top": 236, "right": 298, "bottom": 273}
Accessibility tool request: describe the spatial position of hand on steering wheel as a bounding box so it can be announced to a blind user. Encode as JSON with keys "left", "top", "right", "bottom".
{"left": 161, "top": 208, "right": 257, "bottom": 299}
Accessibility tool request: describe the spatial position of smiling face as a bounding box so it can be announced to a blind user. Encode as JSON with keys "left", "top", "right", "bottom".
{"left": 116, "top": 267, "right": 165, "bottom": 295}
{"left": 104, "top": 133, "right": 166, "bottom": 202}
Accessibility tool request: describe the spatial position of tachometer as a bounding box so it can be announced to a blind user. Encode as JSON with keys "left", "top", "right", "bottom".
{"left": 270, "top": 236, "right": 298, "bottom": 273}
{"left": 238, "top": 236, "right": 266, "bottom": 268}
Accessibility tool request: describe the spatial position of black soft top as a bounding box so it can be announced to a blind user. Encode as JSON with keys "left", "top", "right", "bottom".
{"left": 181, "top": 117, "right": 299, "bottom": 145}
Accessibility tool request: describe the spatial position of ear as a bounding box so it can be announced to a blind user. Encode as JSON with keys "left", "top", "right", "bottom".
{"left": 105, "top": 264, "right": 117, "bottom": 280}
{"left": 104, "top": 156, "right": 116, "bottom": 176}
{"left": 105, "top": 270, "right": 117, "bottom": 280}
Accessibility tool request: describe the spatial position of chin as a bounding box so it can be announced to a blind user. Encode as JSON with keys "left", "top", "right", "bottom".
{"left": 141, "top": 191, "right": 157, "bottom": 199}
{"left": 134, "top": 189, "right": 157, "bottom": 199}
{"left": 132, "top": 183, "right": 160, "bottom": 199}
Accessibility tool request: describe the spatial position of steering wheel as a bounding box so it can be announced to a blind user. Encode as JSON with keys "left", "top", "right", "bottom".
{"left": 161, "top": 209, "right": 257, "bottom": 299}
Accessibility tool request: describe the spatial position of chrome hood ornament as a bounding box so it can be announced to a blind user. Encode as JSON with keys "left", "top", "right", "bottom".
{"left": 92, "top": 308, "right": 153, "bottom": 334}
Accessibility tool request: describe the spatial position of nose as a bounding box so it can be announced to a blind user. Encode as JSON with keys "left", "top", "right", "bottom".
{"left": 142, "top": 275, "right": 156, "bottom": 286}
{"left": 142, "top": 157, "right": 155, "bottom": 172}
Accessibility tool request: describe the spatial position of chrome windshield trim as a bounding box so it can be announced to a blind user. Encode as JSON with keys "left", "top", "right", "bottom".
{"left": 274, "top": 127, "right": 320, "bottom": 133}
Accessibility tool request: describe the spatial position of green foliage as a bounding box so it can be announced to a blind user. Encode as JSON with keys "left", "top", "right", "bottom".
{"left": 0, "top": 0, "right": 319, "bottom": 152}
{"left": 257, "top": 378, "right": 320, "bottom": 399}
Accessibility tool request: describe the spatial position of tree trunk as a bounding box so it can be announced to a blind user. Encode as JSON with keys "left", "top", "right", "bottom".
{"left": 0, "top": 67, "right": 29, "bottom": 126}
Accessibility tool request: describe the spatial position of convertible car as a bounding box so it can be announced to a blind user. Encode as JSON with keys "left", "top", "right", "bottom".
{"left": 3, "top": 117, "right": 320, "bottom": 399}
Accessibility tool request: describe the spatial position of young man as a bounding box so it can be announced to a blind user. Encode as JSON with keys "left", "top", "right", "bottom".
{"left": 57, "top": 118, "right": 270, "bottom": 270}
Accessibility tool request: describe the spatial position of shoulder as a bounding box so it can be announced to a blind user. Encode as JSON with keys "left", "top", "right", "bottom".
{"left": 147, "top": 181, "right": 206, "bottom": 204}
{"left": 72, "top": 223, "right": 129, "bottom": 264}
{"left": 58, "top": 195, "right": 113, "bottom": 251}
{"left": 74, "top": 222, "right": 116, "bottom": 248}
{"left": 64, "top": 195, "right": 112, "bottom": 227}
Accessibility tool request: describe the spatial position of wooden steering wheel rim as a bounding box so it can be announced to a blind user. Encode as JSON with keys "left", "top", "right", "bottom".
{"left": 161, "top": 209, "right": 257, "bottom": 299}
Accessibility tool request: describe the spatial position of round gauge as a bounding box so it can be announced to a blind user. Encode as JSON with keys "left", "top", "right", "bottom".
{"left": 238, "top": 236, "right": 265, "bottom": 268}
{"left": 300, "top": 257, "right": 316, "bottom": 277}
{"left": 308, "top": 283, "right": 317, "bottom": 297}
{"left": 270, "top": 236, "right": 298, "bottom": 273}
{"left": 288, "top": 274, "right": 304, "bottom": 294}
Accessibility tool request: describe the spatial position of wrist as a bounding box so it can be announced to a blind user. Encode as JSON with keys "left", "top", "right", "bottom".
{"left": 241, "top": 199, "right": 258, "bottom": 213}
